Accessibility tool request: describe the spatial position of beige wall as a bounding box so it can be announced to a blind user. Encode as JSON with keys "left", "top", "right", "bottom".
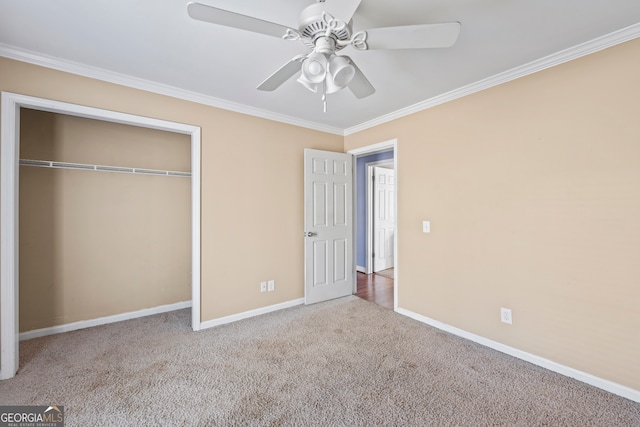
{"left": 19, "top": 109, "right": 191, "bottom": 331}
{"left": 345, "top": 38, "right": 640, "bottom": 390}
{"left": 2, "top": 35, "right": 638, "bottom": 392}
{"left": 0, "top": 57, "right": 343, "bottom": 330}
{"left": 20, "top": 108, "right": 191, "bottom": 171}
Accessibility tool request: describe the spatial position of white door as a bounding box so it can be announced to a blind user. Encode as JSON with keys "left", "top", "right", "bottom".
{"left": 304, "top": 149, "right": 354, "bottom": 305}
{"left": 373, "top": 166, "right": 395, "bottom": 272}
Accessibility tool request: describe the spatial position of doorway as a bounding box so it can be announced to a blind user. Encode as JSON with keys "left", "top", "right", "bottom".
{"left": 348, "top": 140, "right": 397, "bottom": 310}
{"left": 1, "top": 92, "right": 202, "bottom": 380}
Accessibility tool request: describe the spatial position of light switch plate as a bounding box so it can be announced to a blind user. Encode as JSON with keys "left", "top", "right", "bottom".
{"left": 422, "top": 221, "right": 431, "bottom": 233}
{"left": 501, "top": 308, "right": 512, "bottom": 324}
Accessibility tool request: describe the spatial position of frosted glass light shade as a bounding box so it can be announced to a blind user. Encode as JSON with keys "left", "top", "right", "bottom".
{"left": 301, "top": 53, "right": 327, "bottom": 83}
{"left": 326, "top": 55, "right": 355, "bottom": 94}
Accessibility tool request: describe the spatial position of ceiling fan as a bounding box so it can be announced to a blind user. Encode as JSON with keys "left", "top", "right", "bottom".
{"left": 187, "top": 0, "right": 461, "bottom": 111}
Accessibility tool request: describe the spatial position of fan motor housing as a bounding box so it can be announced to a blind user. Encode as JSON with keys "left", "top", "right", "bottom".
{"left": 298, "top": 3, "right": 352, "bottom": 50}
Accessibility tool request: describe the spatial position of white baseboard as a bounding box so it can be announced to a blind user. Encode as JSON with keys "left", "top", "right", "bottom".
{"left": 395, "top": 307, "right": 640, "bottom": 403}
{"left": 200, "top": 298, "right": 305, "bottom": 330}
{"left": 356, "top": 266, "right": 366, "bottom": 273}
{"left": 19, "top": 301, "right": 192, "bottom": 341}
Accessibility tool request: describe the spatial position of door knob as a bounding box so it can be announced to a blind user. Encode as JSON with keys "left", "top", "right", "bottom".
{"left": 304, "top": 231, "right": 317, "bottom": 237}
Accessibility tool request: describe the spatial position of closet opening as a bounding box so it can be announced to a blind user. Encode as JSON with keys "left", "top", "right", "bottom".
{"left": 1, "top": 92, "right": 201, "bottom": 380}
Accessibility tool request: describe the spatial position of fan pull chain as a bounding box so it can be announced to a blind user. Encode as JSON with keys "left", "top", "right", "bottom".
{"left": 322, "top": 80, "right": 328, "bottom": 112}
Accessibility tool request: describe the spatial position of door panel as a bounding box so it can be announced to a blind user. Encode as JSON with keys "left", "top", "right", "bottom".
{"left": 334, "top": 238, "right": 347, "bottom": 282}
{"left": 373, "top": 166, "right": 395, "bottom": 272}
{"left": 334, "top": 182, "right": 348, "bottom": 225}
{"left": 313, "top": 182, "right": 328, "bottom": 227}
{"left": 304, "top": 149, "right": 353, "bottom": 305}
{"left": 313, "top": 241, "right": 328, "bottom": 286}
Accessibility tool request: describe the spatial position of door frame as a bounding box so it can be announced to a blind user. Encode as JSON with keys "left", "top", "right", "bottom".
{"left": 0, "top": 92, "right": 202, "bottom": 380}
{"left": 366, "top": 160, "right": 394, "bottom": 275}
{"left": 348, "top": 139, "right": 398, "bottom": 310}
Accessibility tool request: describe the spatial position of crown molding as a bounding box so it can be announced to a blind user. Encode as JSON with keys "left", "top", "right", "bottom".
{"left": 345, "top": 22, "right": 640, "bottom": 136}
{"left": 0, "top": 43, "right": 344, "bottom": 136}
{"left": 2, "top": 21, "right": 639, "bottom": 138}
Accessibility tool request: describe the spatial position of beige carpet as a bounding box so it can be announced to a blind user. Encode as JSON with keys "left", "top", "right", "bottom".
{"left": 1, "top": 296, "right": 638, "bottom": 426}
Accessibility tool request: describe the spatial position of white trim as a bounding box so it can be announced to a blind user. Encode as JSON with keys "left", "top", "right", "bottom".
{"left": 200, "top": 298, "right": 305, "bottom": 330}
{"left": 345, "top": 22, "right": 640, "bottom": 136}
{"left": 191, "top": 127, "right": 201, "bottom": 332}
{"left": 0, "top": 92, "right": 202, "bottom": 379}
{"left": 1, "top": 23, "right": 638, "bottom": 137}
{"left": 0, "top": 43, "right": 343, "bottom": 136}
{"left": 19, "top": 301, "right": 191, "bottom": 341}
{"left": 349, "top": 140, "right": 398, "bottom": 156}
{"left": 0, "top": 93, "right": 20, "bottom": 379}
{"left": 356, "top": 266, "right": 366, "bottom": 274}
{"left": 396, "top": 307, "right": 640, "bottom": 403}
{"left": 348, "top": 139, "right": 398, "bottom": 310}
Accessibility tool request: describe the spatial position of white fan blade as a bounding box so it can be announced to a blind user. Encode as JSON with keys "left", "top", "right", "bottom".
{"left": 187, "top": 2, "right": 293, "bottom": 38}
{"left": 344, "top": 57, "right": 375, "bottom": 99}
{"left": 365, "top": 22, "right": 461, "bottom": 50}
{"left": 257, "top": 56, "right": 305, "bottom": 91}
{"left": 322, "top": 0, "right": 362, "bottom": 24}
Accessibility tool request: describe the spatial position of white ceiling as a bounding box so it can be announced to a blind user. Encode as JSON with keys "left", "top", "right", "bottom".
{"left": 1, "top": 0, "right": 639, "bottom": 133}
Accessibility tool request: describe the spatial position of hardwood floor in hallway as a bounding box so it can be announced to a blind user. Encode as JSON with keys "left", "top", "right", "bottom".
{"left": 356, "top": 272, "right": 394, "bottom": 310}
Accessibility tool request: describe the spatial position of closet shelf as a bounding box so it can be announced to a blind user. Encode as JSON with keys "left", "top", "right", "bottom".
{"left": 19, "top": 159, "right": 191, "bottom": 177}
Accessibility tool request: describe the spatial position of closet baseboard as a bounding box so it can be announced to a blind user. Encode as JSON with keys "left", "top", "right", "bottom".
{"left": 19, "top": 301, "right": 191, "bottom": 341}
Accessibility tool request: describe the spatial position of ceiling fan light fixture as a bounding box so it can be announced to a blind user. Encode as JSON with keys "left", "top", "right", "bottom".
{"left": 300, "top": 53, "right": 327, "bottom": 82}
{"left": 326, "top": 55, "right": 355, "bottom": 93}
{"left": 297, "top": 76, "right": 320, "bottom": 93}
{"left": 188, "top": 1, "right": 462, "bottom": 109}
{"left": 297, "top": 52, "right": 328, "bottom": 93}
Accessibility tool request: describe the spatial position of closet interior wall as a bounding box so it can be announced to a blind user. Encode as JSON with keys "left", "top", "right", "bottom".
{"left": 19, "top": 108, "right": 191, "bottom": 332}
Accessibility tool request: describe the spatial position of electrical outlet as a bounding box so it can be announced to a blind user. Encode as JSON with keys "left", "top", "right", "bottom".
{"left": 267, "top": 280, "right": 275, "bottom": 292}
{"left": 260, "top": 281, "right": 267, "bottom": 292}
{"left": 500, "top": 308, "right": 512, "bottom": 324}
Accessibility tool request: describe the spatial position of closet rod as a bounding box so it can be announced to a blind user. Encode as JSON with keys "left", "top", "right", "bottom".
{"left": 19, "top": 159, "right": 191, "bottom": 177}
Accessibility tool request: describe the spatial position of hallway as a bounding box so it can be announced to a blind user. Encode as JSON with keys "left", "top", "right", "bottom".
{"left": 355, "top": 271, "right": 394, "bottom": 309}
